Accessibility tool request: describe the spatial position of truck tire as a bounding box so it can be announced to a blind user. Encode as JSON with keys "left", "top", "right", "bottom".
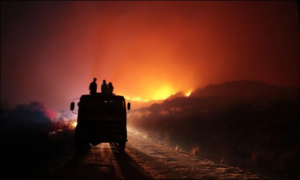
{"left": 75, "top": 127, "right": 89, "bottom": 153}
{"left": 118, "top": 141, "right": 126, "bottom": 152}
{"left": 75, "top": 140, "right": 90, "bottom": 153}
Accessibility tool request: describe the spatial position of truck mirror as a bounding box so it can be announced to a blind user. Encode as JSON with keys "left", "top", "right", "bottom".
{"left": 70, "top": 102, "right": 75, "bottom": 111}
{"left": 127, "top": 102, "right": 131, "bottom": 110}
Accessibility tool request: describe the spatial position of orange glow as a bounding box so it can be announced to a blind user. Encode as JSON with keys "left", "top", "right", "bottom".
{"left": 125, "top": 97, "right": 141, "bottom": 101}
{"left": 185, "top": 91, "right": 192, "bottom": 97}
{"left": 124, "top": 85, "right": 179, "bottom": 102}
{"left": 1, "top": 2, "right": 298, "bottom": 112}
{"left": 72, "top": 122, "right": 77, "bottom": 128}
{"left": 152, "top": 85, "right": 175, "bottom": 100}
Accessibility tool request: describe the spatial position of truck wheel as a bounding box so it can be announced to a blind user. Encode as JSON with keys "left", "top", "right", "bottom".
{"left": 75, "top": 140, "right": 90, "bottom": 153}
{"left": 75, "top": 126, "right": 90, "bottom": 153}
{"left": 118, "top": 141, "right": 126, "bottom": 152}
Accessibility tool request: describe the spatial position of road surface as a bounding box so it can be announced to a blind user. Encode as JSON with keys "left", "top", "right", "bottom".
{"left": 48, "top": 131, "right": 267, "bottom": 179}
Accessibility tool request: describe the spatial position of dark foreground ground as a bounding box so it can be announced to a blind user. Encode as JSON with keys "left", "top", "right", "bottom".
{"left": 1, "top": 131, "right": 267, "bottom": 179}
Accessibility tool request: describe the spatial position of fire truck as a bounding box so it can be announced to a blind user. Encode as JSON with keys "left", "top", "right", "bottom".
{"left": 70, "top": 93, "right": 130, "bottom": 152}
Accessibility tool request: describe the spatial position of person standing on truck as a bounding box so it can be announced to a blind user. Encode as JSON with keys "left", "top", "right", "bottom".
{"left": 101, "top": 80, "right": 108, "bottom": 93}
{"left": 108, "top": 82, "right": 114, "bottom": 95}
{"left": 89, "top": 78, "right": 97, "bottom": 95}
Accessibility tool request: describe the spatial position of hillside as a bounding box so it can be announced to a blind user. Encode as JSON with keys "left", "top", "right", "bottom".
{"left": 127, "top": 80, "right": 299, "bottom": 178}
{"left": 190, "top": 80, "right": 298, "bottom": 100}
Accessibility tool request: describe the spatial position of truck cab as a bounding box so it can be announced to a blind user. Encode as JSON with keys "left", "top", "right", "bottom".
{"left": 70, "top": 93, "right": 130, "bottom": 152}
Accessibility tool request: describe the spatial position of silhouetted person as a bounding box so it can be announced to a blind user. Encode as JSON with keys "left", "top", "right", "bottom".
{"left": 89, "top": 78, "right": 97, "bottom": 95}
{"left": 101, "top": 80, "right": 108, "bottom": 94}
{"left": 108, "top": 82, "right": 114, "bottom": 95}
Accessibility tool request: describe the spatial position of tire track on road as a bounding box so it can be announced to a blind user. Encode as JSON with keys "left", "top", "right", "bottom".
{"left": 110, "top": 144, "right": 154, "bottom": 179}
{"left": 49, "top": 143, "right": 154, "bottom": 179}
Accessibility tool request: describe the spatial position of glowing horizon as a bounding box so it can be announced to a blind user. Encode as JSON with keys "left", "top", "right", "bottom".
{"left": 124, "top": 89, "right": 193, "bottom": 102}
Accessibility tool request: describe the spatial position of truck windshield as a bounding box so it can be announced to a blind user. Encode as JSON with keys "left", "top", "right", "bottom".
{"left": 79, "top": 99, "right": 124, "bottom": 116}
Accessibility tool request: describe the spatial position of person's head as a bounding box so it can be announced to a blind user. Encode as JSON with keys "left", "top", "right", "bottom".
{"left": 93, "top": 78, "right": 97, "bottom": 82}
{"left": 108, "top": 82, "right": 112, "bottom": 85}
{"left": 103, "top": 80, "right": 106, "bottom": 84}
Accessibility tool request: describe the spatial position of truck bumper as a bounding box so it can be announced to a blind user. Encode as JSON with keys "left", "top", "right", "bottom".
{"left": 76, "top": 131, "right": 127, "bottom": 144}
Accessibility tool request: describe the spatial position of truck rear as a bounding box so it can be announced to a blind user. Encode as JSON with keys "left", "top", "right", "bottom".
{"left": 70, "top": 93, "right": 130, "bottom": 152}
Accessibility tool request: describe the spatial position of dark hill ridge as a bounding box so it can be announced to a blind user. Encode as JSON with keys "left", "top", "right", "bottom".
{"left": 129, "top": 80, "right": 298, "bottom": 112}
{"left": 132, "top": 80, "right": 299, "bottom": 113}
{"left": 190, "top": 80, "right": 299, "bottom": 99}
{"left": 164, "top": 91, "right": 185, "bottom": 101}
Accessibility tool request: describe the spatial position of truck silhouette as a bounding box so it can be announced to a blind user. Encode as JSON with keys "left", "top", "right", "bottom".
{"left": 70, "top": 93, "right": 130, "bottom": 152}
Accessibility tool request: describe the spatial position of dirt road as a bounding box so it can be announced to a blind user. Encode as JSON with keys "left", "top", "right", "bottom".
{"left": 46, "top": 131, "right": 268, "bottom": 179}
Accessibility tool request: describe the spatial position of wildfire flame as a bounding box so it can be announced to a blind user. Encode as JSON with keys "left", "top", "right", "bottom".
{"left": 72, "top": 121, "right": 77, "bottom": 128}
{"left": 185, "top": 91, "right": 192, "bottom": 97}
{"left": 190, "top": 146, "right": 200, "bottom": 155}
{"left": 125, "top": 89, "right": 193, "bottom": 102}
{"left": 124, "top": 85, "right": 191, "bottom": 102}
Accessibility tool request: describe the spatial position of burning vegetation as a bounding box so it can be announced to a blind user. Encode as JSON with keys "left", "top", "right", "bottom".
{"left": 127, "top": 80, "right": 299, "bottom": 179}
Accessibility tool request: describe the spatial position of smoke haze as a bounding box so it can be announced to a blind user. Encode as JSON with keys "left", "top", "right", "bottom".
{"left": 1, "top": 1, "right": 299, "bottom": 111}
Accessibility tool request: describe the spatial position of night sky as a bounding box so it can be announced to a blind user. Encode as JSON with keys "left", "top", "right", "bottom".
{"left": 1, "top": 1, "right": 299, "bottom": 112}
